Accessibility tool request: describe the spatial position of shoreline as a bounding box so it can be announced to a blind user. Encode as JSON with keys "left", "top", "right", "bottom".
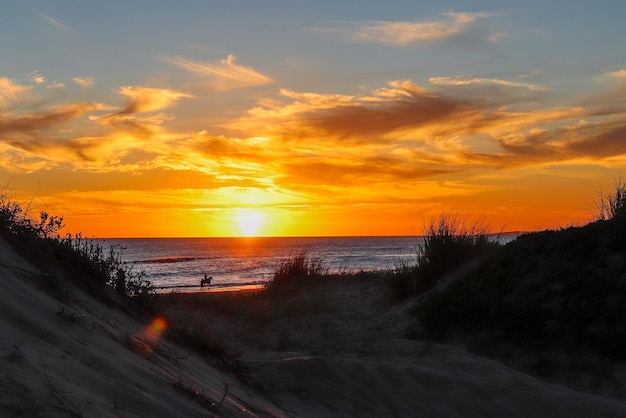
{"left": 154, "top": 283, "right": 266, "bottom": 294}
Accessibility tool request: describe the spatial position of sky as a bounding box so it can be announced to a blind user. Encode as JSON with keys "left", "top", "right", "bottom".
{"left": 1, "top": 1, "right": 626, "bottom": 237}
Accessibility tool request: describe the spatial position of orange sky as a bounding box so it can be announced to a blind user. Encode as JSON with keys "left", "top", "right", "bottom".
{"left": 2, "top": 3, "right": 626, "bottom": 237}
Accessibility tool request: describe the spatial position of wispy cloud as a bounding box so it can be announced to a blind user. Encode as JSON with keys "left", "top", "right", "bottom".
{"left": 29, "top": 71, "right": 46, "bottom": 84}
{"left": 0, "top": 77, "right": 32, "bottom": 107}
{"left": 115, "top": 86, "right": 192, "bottom": 114}
{"left": 94, "top": 86, "right": 191, "bottom": 140}
{"left": 0, "top": 83, "right": 193, "bottom": 166}
{"left": 0, "top": 102, "right": 105, "bottom": 162}
{"left": 310, "top": 11, "right": 502, "bottom": 46}
{"left": 47, "top": 81, "right": 65, "bottom": 89}
{"left": 519, "top": 69, "right": 542, "bottom": 80}
{"left": 605, "top": 69, "right": 626, "bottom": 78}
{"left": 73, "top": 77, "right": 94, "bottom": 88}
{"left": 469, "top": 123, "right": 626, "bottom": 169}
{"left": 163, "top": 54, "right": 272, "bottom": 91}
{"left": 38, "top": 12, "right": 71, "bottom": 32}
{"left": 0, "top": 103, "right": 102, "bottom": 136}
{"left": 429, "top": 76, "right": 551, "bottom": 91}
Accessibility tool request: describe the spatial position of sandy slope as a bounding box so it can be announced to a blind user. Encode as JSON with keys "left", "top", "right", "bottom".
{"left": 248, "top": 343, "right": 626, "bottom": 418}
{"left": 0, "top": 237, "right": 284, "bottom": 417}
{"left": 160, "top": 277, "right": 626, "bottom": 418}
{"left": 3, "top": 234, "right": 626, "bottom": 418}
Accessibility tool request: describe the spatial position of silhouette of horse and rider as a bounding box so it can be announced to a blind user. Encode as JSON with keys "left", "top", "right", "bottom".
{"left": 201, "top": 273, "right": 212, "bottom": 288}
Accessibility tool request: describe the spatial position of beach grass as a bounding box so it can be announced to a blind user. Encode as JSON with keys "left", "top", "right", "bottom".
{"left": 382, "top": 212, "right": 502, "bottom": 300}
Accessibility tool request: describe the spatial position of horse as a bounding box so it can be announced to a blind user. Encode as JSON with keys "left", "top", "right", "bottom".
{"left": 201, "top": 275, "right": 212, "bottom": 287}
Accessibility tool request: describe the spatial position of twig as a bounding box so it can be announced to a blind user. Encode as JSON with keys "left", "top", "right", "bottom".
{"left": 211, "top": 382, "right": 229, "bottom": 418}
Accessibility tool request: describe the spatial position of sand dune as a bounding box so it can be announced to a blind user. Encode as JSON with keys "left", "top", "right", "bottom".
{"left": 0, "top": 237, "right": 283, "bottom": 417}
{"left": 2, "top": 234, "right": 626, "bottom": 417}
{"left": 249, "top": 344, "right": 626, "bottom": 418}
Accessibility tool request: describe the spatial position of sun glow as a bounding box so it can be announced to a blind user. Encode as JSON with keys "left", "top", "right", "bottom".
{"left": 236, "top": 209, "right": 265, "bottom": 236}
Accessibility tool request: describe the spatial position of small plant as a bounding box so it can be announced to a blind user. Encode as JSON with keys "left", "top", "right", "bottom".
{"left": 267, "top": 251, "right": 327, "bottom": 292}
{"left": 592, "top": 176, "right": 626, "bottom": 221}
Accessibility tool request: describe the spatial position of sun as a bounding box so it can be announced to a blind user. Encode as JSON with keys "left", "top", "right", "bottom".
{"left": 236, "top": 209, "right": 265, "bottom": 236}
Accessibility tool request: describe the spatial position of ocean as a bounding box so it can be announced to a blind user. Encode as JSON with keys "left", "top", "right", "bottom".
{"left": 97, "top": 236, "right": 420, "bottom": 292}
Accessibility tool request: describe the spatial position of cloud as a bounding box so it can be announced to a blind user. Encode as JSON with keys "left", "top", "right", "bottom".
{"left": 38, "top": 12, "right": 71, "bottom": 32}
{"left": 0, "top": 77, "right": 31, "bottom": 107}
{"left": 0, "top": 81, "right": 194, "bottom": 169}
{"left": 73, "top": 77, "right": 94, "bottom": 88}
{"left": 305, "top": 92, "right": 462, "bottom": 140}
{"left": 465, "top": 122, "right": 626, "bottom": 169}
{"left": 47, "top": 81, "right": 65, "bottom": 89}
{"left": 605, "top": 69, "right": 626, "bottom": 78}
{"left": 231, "top": 77, "right": 626, "bottom": 185}
{"left": 310, "top": 11, "right": 502, "bottom": 46}
{"left": 7, "top": 136, "right": 99, "bottom": 163}
{"left": 0, "top": 103, "right": 107, "bottom": 163}
{"left": 0, "top": 103, "right": 101, "bottom": 136}
{"left": 187, "top": 132, "right": 268, "bottom": 163}
{"left": 519, "top": 69, "right": 542, "bottom": 80}
{"left": 29, "top": 71, "right": 46, "bottom": 85}
{"left": 115, "top": 86, "right": 192, "bottom": 114}
{"left": 279, "top": 158, "right": 453, "bottom": 189}
{"left": 429, "top": 76, "right": 551, "bottom": 91}
{"left": 3, "top": 69, "right": 626, "bottom": 214}
{"left": 89, "top": 86, "right": 192, "bottom": 142}
{"left": 236, "top": 80, "right": 469, "bottom": 143}
{"left": 163, "top": 54, "right": 272, "bottom": 91}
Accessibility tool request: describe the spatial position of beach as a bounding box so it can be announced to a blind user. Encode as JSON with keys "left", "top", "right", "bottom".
{"left": 102, "top": 236, "right": 418, "bottom": 291}
{"left": 155, "top": 277, "right": 626, "bottom": 418}
{"left": 3, "top": 232, "right": 626, "bottom": 417}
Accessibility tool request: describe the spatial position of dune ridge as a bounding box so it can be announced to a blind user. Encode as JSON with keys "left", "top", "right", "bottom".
{"left": 0, "top": 236, "right": 283, "bottom": 417}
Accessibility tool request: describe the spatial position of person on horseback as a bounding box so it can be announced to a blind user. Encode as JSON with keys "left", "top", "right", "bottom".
{"left": 201, "top": 273, "right": 212, "bottom": 287}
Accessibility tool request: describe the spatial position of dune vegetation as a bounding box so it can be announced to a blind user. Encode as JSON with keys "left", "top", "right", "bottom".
{"left": 415, "top": 197, "right": 626, "bottom": 394}
{"left": 0, "top": 188, "right": 153, "bottom": 301}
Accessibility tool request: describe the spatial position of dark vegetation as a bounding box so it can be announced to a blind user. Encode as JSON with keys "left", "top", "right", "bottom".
{"left": 413, "top": 180, "right": 626, "bottom": 394}
{"left": 592, "top": 175, "right": 626, "bottom": 221}
{"left": 266, "top": 250, "right": 328, "bottom": 294}
{"left": 0, "top": 188, "right": 152, "bottom": 302}
{"left": 387, "top": 213, "right": 501, "bottom": 300}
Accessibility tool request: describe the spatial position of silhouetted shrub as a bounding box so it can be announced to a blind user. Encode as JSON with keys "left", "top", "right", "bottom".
{"left": 413, "top": 213, "right": 500, "bottom": 294}
{"left": 592, "top": 176, "right": 626, "bottom": 221}
{"left": 0, "top": 189, "right": 152, "bottom": 299}
{"left": 415, "top": 216, "right": 626, "bottom": 363}
{"left": 267, "top": 251, "right": 327, "bottom": 293}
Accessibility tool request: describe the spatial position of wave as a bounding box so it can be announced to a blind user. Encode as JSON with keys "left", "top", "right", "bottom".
{"left": 137, "top": 256, "right": 206, "bottom": 264}
{"left": 154, "top": 279, "right": 268, "bottom": 292}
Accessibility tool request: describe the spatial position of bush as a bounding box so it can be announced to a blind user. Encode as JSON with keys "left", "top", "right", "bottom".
{"left": 592, "top": 176, "right": 626, "bottom": 220}
{"left": 415, "top": 216, "right": 626, "bottom": 361}
{"left": 0, "top": 189, "right": 152, "bottom": 299}
{"left": 267, "top": 251, "right": 327, "bottom": 293}
{"left": 414, "top": 213, "right": 500, "bottom": 294}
